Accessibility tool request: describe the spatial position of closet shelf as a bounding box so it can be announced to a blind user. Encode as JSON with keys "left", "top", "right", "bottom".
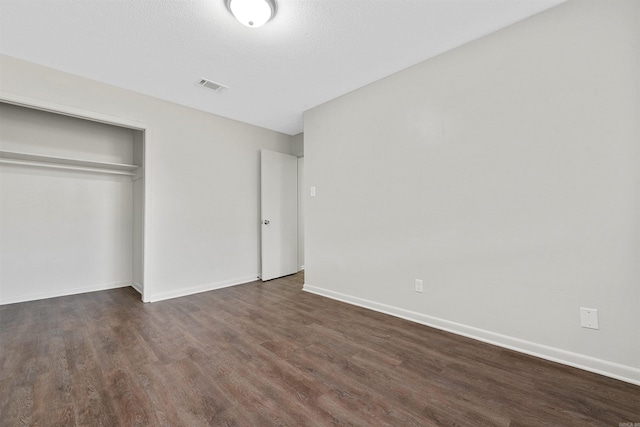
{"left": 0, "top": 150, "right": 140, "bottom": 176}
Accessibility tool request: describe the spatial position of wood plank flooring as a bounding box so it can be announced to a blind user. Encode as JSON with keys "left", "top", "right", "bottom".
{"left": 1, "top": 272, "right": 638, "bottom": 426}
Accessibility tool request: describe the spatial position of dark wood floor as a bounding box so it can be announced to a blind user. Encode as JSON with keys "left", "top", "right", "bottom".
{"left": 0, "top": 272, "right": 638, "bottom": 426}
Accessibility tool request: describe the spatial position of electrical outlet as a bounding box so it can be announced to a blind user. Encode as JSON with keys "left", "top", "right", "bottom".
{"left": 415, "top": 279, "right": 423, "bottom": 293}
{"left": 580, "top": 308, "right": 599, "bottom": 330}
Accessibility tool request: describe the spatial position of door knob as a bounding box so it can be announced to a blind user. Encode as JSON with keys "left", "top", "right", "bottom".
{"left": 263, "top": 220, "right": 270, "bottom": 225}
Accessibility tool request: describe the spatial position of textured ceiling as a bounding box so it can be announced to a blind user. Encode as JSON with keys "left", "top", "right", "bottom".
{"left": 0, "top": 0, "right": 565, "bottom": 135}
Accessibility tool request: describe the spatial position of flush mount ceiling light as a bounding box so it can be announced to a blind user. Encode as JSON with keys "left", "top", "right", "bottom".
{"left": 225, "top": 0, "right": 276, "bottom": 28}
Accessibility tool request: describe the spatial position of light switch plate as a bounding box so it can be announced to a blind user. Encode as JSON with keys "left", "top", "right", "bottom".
{"left": 310, "top": 186, "right": 316, "bottom": 197}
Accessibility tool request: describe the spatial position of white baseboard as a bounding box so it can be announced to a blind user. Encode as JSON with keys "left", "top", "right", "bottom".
{"left": 0, "top": 281, "right": 132, "bottom": 305}
{"left": 303, "top": 283, "right": 640, "bottom": 386}
{"left": 149, "top": 275, "right": 259, "bottom": 303}
{"left": 131, "top": 281, "right": 143, "bottom": 295}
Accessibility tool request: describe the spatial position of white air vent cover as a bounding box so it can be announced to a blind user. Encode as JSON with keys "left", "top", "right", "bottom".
{"left": 197, "top": 78, "right": 228, "bottom": 93}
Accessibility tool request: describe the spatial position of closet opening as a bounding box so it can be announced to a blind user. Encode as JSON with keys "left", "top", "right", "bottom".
{"left": 0, "top": 95, "right": 148, "bottom": 304}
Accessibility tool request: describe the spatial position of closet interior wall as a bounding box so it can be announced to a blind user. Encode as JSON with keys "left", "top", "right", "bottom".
{"left": 0, "top": 101, "right": 144, "bottom": 304}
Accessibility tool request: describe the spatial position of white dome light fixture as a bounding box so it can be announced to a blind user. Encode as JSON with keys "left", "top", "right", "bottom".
{"left": 226, "top": 0, "right": 276, "bottom": 28}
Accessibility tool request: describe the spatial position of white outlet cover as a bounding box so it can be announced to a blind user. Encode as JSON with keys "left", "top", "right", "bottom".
{"left": 580, "top": 308, "right": 599, "bottom": 330}
{"left": 415, "top": 279, "right": 423, "bottom": 293}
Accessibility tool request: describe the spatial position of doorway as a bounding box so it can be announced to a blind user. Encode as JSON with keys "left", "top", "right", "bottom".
{"left": 0, "top": 93, "right": 149, "bottom": 303}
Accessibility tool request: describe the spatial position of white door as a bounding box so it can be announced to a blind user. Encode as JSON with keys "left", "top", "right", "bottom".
{"left": 261, "top": 150, "right": 298, "bottom": 281}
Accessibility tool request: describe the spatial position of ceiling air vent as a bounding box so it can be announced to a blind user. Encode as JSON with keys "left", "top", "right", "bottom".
{"left": 197, "top": 78, "right": 228, "bottom": 93}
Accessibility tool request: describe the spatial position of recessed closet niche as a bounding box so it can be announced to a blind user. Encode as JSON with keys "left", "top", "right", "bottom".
{"left": 0, "top": 101, "right": 145, "bottom": 304}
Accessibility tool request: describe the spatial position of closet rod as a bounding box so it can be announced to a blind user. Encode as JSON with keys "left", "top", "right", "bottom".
{"left": 0, "top": 158, "right": 137, "bottom": 176}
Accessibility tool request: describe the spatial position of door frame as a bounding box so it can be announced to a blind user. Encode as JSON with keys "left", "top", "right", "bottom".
{"left": 0, "top": 91, "right": 152, "bottom": 302}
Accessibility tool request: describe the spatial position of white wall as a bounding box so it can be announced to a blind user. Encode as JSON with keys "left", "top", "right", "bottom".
{"left": 0, "top": 103, "right": 136, "bottom": 303}
{"left": 291, "top": 133, "right": 304, "bottom": 157}
{"left": 304, "top": 0, "right": 640, "bottom": 384}
{"left": 0, "top": 54, "right": 293, "bottom": 302}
